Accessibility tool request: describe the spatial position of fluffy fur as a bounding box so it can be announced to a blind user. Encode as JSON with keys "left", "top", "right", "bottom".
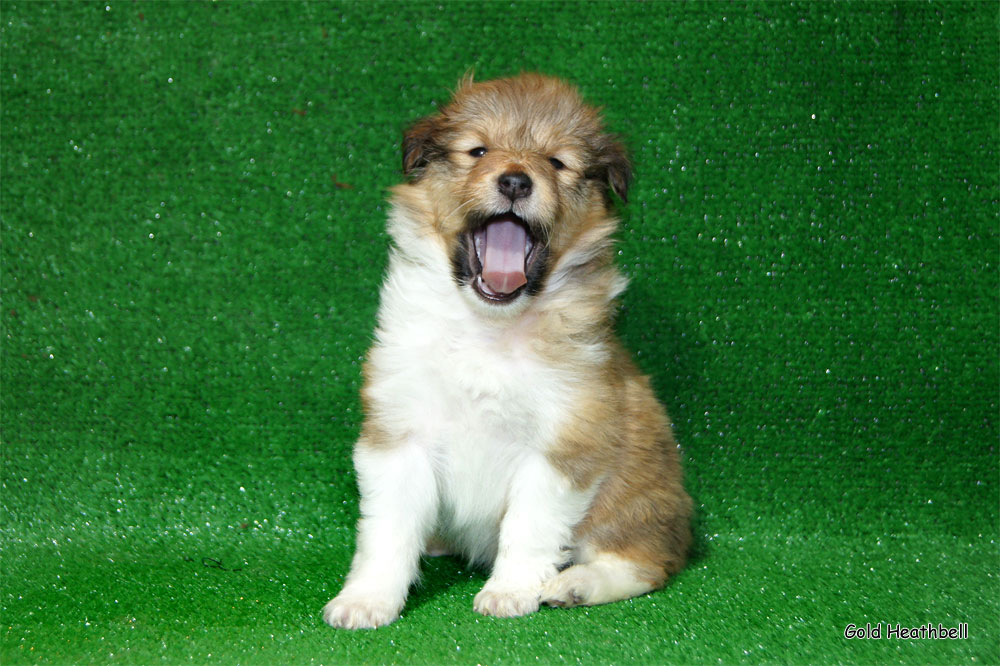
{"left": 323, "top": 74, "right": 692, "bottom": 629}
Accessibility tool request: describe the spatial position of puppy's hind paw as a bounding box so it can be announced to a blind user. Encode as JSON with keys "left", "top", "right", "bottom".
{"left": 540, "top": 569, "right": 589, "bottom": 608}
{"left": 541, "top": 558, "right": 659, "bottom": 608}
{"left": 323, "top": 593, "right": 402, "bottom": 630}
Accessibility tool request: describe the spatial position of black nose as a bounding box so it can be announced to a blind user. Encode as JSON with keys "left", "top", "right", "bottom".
{"left": 498, "top": 171, "right": 532, "bottom": 201}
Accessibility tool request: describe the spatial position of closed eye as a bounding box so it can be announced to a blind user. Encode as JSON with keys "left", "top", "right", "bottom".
{"left": 549, "top": 157, "right": 566, "bottom": 170}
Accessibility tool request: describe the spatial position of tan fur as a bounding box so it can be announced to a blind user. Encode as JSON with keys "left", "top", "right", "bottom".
{"left": 397, "top": 76, "right": 692, "bottom": 588}
{"left": 324, "top": 74, "right": 691, "bottom": 629}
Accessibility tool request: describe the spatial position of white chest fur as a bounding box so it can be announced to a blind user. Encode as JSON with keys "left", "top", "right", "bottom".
{"left": 364, "top": 252, "right": 575, "bottom": 561}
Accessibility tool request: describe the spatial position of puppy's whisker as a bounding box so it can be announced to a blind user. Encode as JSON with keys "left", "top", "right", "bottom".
{"left": 445, "top": 198, "right": 478, "bottom": 220}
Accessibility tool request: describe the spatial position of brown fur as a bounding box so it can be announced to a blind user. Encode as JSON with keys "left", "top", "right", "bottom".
{"left": 398, "top": 73, "right": 691, "bottom": 592}
{"left": 326, "top": 74, "right": 692, "bottom": 629}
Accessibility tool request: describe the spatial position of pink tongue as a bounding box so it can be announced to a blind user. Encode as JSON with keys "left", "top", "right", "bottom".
{"left": 481, "top": 219, "right": 528, "bottom": 294}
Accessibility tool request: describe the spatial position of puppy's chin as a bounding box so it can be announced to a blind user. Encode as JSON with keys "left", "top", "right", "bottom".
{"left": 451, "top": 211, "right": 550, "bottom": 313}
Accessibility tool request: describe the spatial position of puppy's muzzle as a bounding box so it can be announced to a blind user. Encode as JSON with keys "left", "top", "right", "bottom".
{"left": 450, "top": 171, "right": 551, "bottom": 305}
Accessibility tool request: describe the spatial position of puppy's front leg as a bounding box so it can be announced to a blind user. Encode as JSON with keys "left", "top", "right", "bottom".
{"left": 474, "top": 453, "right": 593, "bottom": 618}
{"left": 324, "top": 442, "right": 437, "bottom": 629}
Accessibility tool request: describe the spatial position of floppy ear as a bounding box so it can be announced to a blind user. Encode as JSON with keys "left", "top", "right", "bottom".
{"left": 402, "top": 114, "right": 447, "bottom": 177}
{"left": 601, "top": 138, "right": 632, "bottom": 203}
{"left": 587, "top": 135, "right": 632, "bottom": 203}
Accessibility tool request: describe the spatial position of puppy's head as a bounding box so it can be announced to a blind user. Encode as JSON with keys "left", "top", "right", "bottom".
{"left": 401, "top": 74, "right": 631, "bottom": 309}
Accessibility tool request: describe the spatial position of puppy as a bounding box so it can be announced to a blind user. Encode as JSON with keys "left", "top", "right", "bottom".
{"left": 324, "top": 74, "right": 692, "bottom": 629}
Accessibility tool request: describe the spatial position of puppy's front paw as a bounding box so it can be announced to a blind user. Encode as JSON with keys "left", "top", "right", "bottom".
{"left": 323, "top": 592, "right": 402, "bottom": 629}
{"left": 473, "top": 584, "right": 540, "bottom": 618}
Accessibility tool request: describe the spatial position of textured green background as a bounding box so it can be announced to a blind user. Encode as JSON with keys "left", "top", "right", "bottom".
{"left": 2, "top": 2, "right": 997, "bottom": 664}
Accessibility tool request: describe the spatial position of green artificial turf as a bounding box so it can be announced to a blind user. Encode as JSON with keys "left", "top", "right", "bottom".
{"left": 2, "top": 1, "right": 997, "bottom": 664}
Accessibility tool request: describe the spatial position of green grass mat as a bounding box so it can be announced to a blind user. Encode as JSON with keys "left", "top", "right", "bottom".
{"left": 2, "top": 2, "right": 997, "bottom": 664}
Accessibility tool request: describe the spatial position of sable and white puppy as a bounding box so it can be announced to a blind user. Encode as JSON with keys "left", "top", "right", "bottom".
{"left": 324, "top": 74, "right": 692, "bottom": 629}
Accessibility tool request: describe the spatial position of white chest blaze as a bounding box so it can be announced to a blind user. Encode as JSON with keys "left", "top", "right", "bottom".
{"left": 363, "top": 242, "right": 584, "bottom": 562}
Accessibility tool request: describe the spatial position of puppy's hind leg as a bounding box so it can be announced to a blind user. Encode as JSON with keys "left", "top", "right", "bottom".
{"left": 540, "top": 549, "right": 665, "bottom": 608}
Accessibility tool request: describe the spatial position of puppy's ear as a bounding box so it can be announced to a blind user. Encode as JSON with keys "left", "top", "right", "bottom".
{"left": 587, "top": 134, "right": 631, "bottom": 203}
{"left": 600, "top": 138, "right": 632, "bottom": 203}
{"left": 402, "top": 114, "right": 446, "bottom": 178}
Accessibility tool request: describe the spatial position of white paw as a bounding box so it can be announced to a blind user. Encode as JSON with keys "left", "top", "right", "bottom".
{"left": 322, "top": 592, "right": 402, "bottom": 629}
{"left": 473, "top": 584, "right": 541, "bottom": 618}
{"left": 540, "top": 567, "right": 593, "bottom": 608}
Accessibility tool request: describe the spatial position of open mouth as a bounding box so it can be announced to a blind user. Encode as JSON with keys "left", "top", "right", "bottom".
{"left": 468, "top": 213, "right": 539, "bottom": 304}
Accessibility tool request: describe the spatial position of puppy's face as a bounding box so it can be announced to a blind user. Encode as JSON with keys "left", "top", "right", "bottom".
{"left": 401, "top": 74, "right": 631, "bottom": 310}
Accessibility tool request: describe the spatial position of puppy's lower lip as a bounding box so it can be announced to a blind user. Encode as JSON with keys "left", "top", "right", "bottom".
{"left": 475, "top": 275, "right": 523, "bottom": 302}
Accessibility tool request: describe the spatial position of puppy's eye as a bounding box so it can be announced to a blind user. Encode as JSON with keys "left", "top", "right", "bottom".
{"left": 468, "top": 147, "right": 487, "bottom": 158}
{"left": 549, "top": 157, "right": 566, "bottom": 171}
